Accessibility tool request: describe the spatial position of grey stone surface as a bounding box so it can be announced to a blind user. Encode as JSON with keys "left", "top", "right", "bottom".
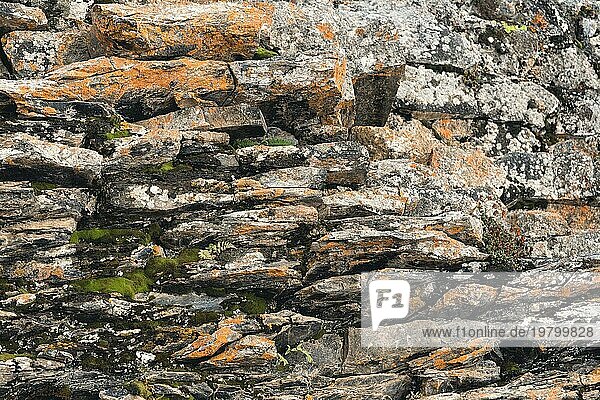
{"left": 1, "top": 0, "right": 599, "bottom": 398}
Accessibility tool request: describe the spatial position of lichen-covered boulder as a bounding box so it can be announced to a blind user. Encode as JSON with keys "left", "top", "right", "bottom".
{"left": 0, "top": 2, "right": 47, "bottom": 31}
{"left": 91, "top": 2, "right": 274, "bottom": 61}
{"left": 0, "top": 57, "right": 235, "bottom": 120}
{"left": 2, "top": 28, "right": 95, "bottom": 78}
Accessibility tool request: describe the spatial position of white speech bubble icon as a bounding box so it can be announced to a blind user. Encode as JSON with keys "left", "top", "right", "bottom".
{"left": 369, "top": 279, "right": 410, "bottom": 331}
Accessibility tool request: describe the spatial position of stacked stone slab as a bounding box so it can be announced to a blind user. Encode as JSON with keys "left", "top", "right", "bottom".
{"left": 1, "top": 0, "right": 600, "bottom": 399}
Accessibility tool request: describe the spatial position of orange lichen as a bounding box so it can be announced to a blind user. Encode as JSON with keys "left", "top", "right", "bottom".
{"left": 316, "top": 23, "right": 335, "bottom": 41}
{"left": 434, "top": 119, "right": 453, "bottom": 140}
{"left": 586, "top": 368, "right": 600, "bottom": 384}
{"left": 4, "top": 57, "right": 234, "bottom": 117}
{"left": 93, "top": 2, "right": 274, "bottom": 60}
{"left": 531, "top": 12, "right": 549, "bottom": 31}
{"left": 221, "top": 316, "right": 244, "bottom": 325}
{"left": 266, "top": 267, "right": 290, "bottom": 278}
{"left": 208, "top": 336, "right": 275, "bottom": 365}
{"left": 261, "top": 351, "right": 276, "bottom": 360}
{"left": 181, "top": 326, "right": 238, "bottom": 359}
{"left": 547, "top": 204, "right": 600, "bottom": 231}
{"left": 446, "top": 346, "right": 490, "bottom": 366}
{"left": 433, "top": 358, "right": 447, "bottom": 369}
{"left": 235, "top": 178, "right": 262, "bottom": 190}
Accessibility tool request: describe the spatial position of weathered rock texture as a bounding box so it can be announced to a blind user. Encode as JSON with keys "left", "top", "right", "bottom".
{"left": 1, "top": 0, "right": 599, "bottom": 399}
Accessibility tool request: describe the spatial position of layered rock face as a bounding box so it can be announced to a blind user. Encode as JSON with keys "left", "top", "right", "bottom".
{"left": 1, "top": 0, "right": 600, "bottom": 399}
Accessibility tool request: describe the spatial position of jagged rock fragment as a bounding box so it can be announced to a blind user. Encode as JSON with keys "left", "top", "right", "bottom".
{"left": 353, "top": 120, "right": 438, "bottom": 162}
{"left": 138, "top": 104, "right": 265, "bottom": 135}
{"left": 0, "top": 134, "right": 103, "bottom": 185}
{"left": 322, "top": 187, "right": 408, "bottom": 219}
{"left": 0, "top": 2, "right": 47, "bottom": 31}
{"left": 0, "top": 57, "right": 234, "bottom": 120}
{"left": 306, "top": 142, "right": 370, "bottom": 186}
{"left": 1, "top": 28, "right": 94, "bottom": 78}
{"left": 230, "top": 56, "right": 354, "bottom": 131}
{"left": 395, "top": 65, "right": 479, "bottom": 119}
{"left": 91, "top": 2, "right": 274, "bottom": 61}
{"left": 174, "top": 326, "right": 242, "bottom": 360}
{"left": 204, "top": 335, "right": 277, "bottom": 368}
{"left": 306, "top": 220, "right": 485, "bottom": 279}
{"left": 0, "top": 181, "right": 94, "bottom": 222}
{"left": 498, "top": 138, "right": 600, "bottom": 203}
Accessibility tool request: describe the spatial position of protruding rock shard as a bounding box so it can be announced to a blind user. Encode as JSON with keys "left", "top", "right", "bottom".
{"left": 0, "top": 57, "right": 235, "bottom": 120}
{"left": 0, "top": 2, "right": 47, "bottom": 31}
{"left": 91, "top": 2, "right": 274, "bottom": 61}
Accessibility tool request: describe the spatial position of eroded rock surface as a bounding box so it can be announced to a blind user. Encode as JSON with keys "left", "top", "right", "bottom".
{"left": 1, "top": 0, "right": 599, "bottom": 399}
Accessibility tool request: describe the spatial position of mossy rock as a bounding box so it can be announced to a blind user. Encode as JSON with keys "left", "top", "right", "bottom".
{"left": 73, "top": 270, "right": 152, "bottom": 299}
{"left": 233, "top": 137, "right": 295, "bottom": 148}
{"left": 191, "top": 311, "right": 221, "bottom": 325}
{"left": 233, "top": 138, "right": 262, "bottom": 148}
{"left": 203, "top": 287, "right": 228, "bottom": 297}
{"left": 225, "top": 292, "right": 268, "bottom": 315}
{"left": 265, "top": 137, "right": 295, "bottom": 146}
{"left": 144, "top": 248, "right": 200, "bottom": 279}
{"left": 105, "top": 116, "right": 132, "bottom": 140}
{"left": 0, "top": 353, "right": 32, "bottom": 361}
{"left": 69, "top": 228, "right": 151, "bottom": 245}
{"left": 31, "top": 181, "right": 58, "bottom": 193}
{"left": 253, "top": 47, "right": 278, "bottom": 60}
{"left": 105, "top": 128, "right": 131, "bottom": 140}
{"left": 127, "top": 380, "right": 152, "bottom": 398}
{"left": 145, "top": 256, "right": 180, "bottom": 279}
{"left": 144, "top": 161, "right": 193, "bottom": 174}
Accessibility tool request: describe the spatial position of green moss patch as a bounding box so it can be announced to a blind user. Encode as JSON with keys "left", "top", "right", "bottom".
{"left": 127, "top": 380, "right": 152, "bottom": 398}
{"left": 105, "top": 116, "right": 132, "bottom": 140}
{"left": 144, "top": 248, "right": 201, "bottom": 279}
{"left": 144, "top": 256, "right": 180, "bottom": 279}
{"left": 191, "top": 311, "right": 220, "bottom": 325}
{"left": 225, "top": 292, "right": 268, "bottom": 315}
{"left": 501, "top": 21, "right": 528, "bottom": 33}
{"left": 74, "top": 270, "right": 152, "bottom": 299}
{"left": 0, "top": 353, "right": 32, "bottom": 361}
{"left": 203, "top": 287, "right": 227, "bottom": 297}
{"left": 105, "top": 129, "right": 131, "bottom": 140}
{"left": 177, "top": 248, "right": 201, "bottom": 264}
{"left": 0, "top": 353, "right": 20, "bottom": 361}
{"left": 233, "top": 138, "right": 262, "bottom": 148}
{"left": 253, "top": 47, "right": 278, "bottom": 60}
{"left": 265, "top": 137, "right": 295, "bottom": 146}
{"left": 233, "top": 137, "right": 295, "bottom": 148}
{"left": 144, "top": 161, "right": 193, "bottom": 174}
{"left": 31, "top": 182, "right": 58, "bottom": 193}
{"left": 69, "top": 228, "right": 151, "bottom": 245}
